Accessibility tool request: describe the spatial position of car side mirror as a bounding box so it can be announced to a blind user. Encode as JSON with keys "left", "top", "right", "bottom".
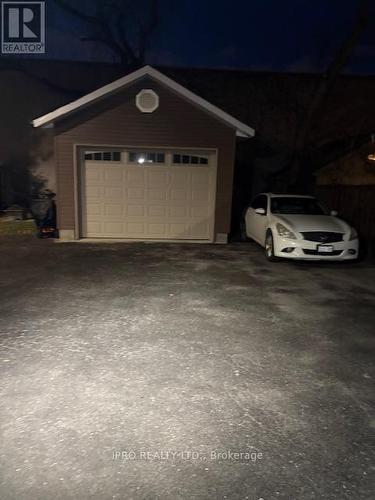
{"left": 330, "top": 210, "right": 338, "bottom": 216}
{"left": 255, "top": 208, "right": 266, "bottom": 215}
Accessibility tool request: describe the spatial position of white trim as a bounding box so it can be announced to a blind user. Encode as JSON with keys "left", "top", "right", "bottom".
{"left": 73, "top": 145, "right": 81, "bottom": 239}
{"left": 32, "top": 65, "right": 255, "bottom": 138}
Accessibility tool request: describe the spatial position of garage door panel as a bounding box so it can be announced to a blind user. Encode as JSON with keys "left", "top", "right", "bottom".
{"left": 192, "top": 171, "right": 209, "bottom": 185}
{"left": 104, "top": 187, "right": 122, "bottom": 199}
{"left": 81, "top": 155, "right": 216, "bottom": 240}
{"left": 127, "top": 187, "right": 144, "bottom": 200}
{"left": 169, "top": 206, "right": 188, "bottom": 217}
{"left": 170, "top": 173, "right": 189, "bottom": 187}
{"left": 103, "top": 222, "right": 124, "bottom": 234}
{"left": 148, "top": 205, "right": 167, "bottom": 217}
{"left": 104, "top": 204, "right": 123, "bottom": 216}
{"left": 127, "top": 170, "right": 145, "bottom": 186}
{"left": 127, "top": 205, "right": 145, "bottom": 216}
{"left": 192, "top": 190, "right": 209, "bottom": 202}
{"left": 148, "top": 223, "right": 167, "bottom": 235}
{"left": 86, "top": 186, "right": 102, "bottom": 199}
{"left": 190, "top": 221, "right": 210, "bottom": 238}
{"left": 169, "top": 223, "right": 189, "bottom": 237}
{"left": 148, "top": 170, "right": 168, "bottom": 184}
{"left": 104, "top": 168, "right": 123, "bottom": 182}
{"left": 148, "top": 189, "right": 168, "bottom": 201}
{"left": 127, "top": 222, "right": 145, "bottom": 235}
{"left": 86, "top": 203, "right": 102, "bottom": 216}
{"left": 170, "top": 189, "right": 188, "bottom": 201}
{"left": 85, "top": 167, "right": 102, "bottom": 182}
{"left": 85, "top": 221, "right": 102, "bottom": 234}
{"left": 191, "top": 206, "right": 210, "bottom": 217}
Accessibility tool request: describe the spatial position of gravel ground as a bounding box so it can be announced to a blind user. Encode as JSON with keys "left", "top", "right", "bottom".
{"left": 0, "top": 236, "right": 374, "bottom": 500}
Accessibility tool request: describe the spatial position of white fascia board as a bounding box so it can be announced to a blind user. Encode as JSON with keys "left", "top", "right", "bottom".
{"left": 32, "top": 65, "right": 150, "bottom": 128}
{"left": 149, "top": 67, "right": 255, "bottom": 138}
{"left": 32, "top": 65, "right": 255, "bottom": 138}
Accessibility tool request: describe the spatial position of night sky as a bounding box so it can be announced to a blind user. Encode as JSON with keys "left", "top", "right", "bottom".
{"left": 41, "top": 0, "right": 375, "bottom": 73}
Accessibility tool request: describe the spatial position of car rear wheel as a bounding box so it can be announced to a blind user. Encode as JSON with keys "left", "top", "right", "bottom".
{"left": 265, "top": 231, "right": 279, "bottom": 262}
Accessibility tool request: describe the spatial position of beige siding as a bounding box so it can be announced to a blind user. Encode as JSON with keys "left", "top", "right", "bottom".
{"left": 54, "top": 77, "right": 236, "bottom": 236}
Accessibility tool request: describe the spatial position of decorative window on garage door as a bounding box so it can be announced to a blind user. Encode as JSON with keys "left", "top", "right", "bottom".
{"left": 84, "top": 151, "right": 121, "bottom": 161}
{"left": 128, "top": 152, "right": 165, "bottom": 164}
{"left": 172, "top": 154, "right": 208, "bottom": 165}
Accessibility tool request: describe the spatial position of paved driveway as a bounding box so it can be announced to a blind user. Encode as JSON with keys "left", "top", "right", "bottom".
{"left": 0, "top": 237, "right": 374, "bottom": 500}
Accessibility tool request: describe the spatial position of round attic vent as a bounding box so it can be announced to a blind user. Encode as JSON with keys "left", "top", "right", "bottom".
{"left": 136, "top": 89, "right": 159, "bottom": 113}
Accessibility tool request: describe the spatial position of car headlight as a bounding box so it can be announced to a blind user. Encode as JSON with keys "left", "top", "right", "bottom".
{"left": 349, "top": 227, "right": 358, "bottom": 240}
{"left": 276, "top": 223, "right": 296, "bottom": 239}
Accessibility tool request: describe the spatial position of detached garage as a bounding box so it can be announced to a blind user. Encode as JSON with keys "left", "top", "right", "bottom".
{"left": 33, "top": 66, "right": 254, "bottom": 243}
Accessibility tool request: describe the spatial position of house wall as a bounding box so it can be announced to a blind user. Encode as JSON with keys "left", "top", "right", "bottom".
{"left": 54, "top": 77, "right": 237, "bottom": 240}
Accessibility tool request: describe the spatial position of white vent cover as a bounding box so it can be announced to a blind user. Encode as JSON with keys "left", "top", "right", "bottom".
{"left": 136, "top": 89, "right": 159, "bottom": 113}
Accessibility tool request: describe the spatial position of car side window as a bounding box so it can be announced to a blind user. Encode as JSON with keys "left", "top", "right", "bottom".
{"left": 250, "top": 195, "right": 268, "bottom": 213}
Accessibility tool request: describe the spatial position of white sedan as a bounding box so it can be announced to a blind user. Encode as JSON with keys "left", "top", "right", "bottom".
{"left": 243, "top": 193, "right": 359, "bottom": 261}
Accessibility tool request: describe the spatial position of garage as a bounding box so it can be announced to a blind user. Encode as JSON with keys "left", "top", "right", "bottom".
{"left": 81, "top": 149, "right": 217, "bottom": 240}
{"left": 33, "top": 66, "right": 254, "bottom": 242}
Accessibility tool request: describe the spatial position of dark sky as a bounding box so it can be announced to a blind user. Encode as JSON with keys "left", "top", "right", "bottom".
{"left": 42, "top": 0, "right": 375, "bottom": 73}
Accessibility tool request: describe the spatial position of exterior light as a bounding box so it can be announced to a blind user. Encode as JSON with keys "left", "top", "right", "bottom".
{"left": 138, "top": 156, "right": 145, "bottom": 164}
{"left": 368, "top": 154, "right": 375, "bottom": 162}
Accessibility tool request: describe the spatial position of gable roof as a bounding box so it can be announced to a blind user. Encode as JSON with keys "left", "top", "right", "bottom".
{"left": 32, "top": 65, "right": 255, "bottom": 138}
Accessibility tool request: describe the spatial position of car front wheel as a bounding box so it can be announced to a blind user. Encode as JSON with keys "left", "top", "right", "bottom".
{"left": 265, "top": 231, "right": 279, "bottom": 262}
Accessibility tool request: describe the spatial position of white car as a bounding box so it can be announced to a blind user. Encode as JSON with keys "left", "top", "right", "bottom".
{"left": 243, "top": 193, "right": 359, "bottom": 261}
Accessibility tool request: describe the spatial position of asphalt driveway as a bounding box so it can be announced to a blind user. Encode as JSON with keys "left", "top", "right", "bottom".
{"left": 0, "top": 237, "right": 374, "bottom": 500}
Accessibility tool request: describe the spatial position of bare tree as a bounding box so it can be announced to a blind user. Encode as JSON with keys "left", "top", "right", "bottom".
{"left": 286, "top": 0, "right": 371, "bottom": 190}
{"left": 53, "top": 0, "right": 159, "bottom": 70}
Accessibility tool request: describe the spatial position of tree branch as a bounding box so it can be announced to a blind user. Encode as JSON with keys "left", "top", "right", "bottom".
{"left": 115, "top": 14, "right": 138, "bottom": 66}
{"left": 324, "top": 0, "right": 370, "bottom": 87}
{"left": 54, "top": 0, "right": 158, "bottom": 69}
{"left": 53, "top": 0, "right": 100, "bottom": 25}
{"left": 137, "top": 0, "right": 159, "bottom": 61}
{"left": 300, "top": 0, "right": 370, "bottom": 148}
{"left": 79, "top": 36, "right": 126, "bottom": 61}
{"left": 287, "top": 0, "right": 371, "bottom": 188}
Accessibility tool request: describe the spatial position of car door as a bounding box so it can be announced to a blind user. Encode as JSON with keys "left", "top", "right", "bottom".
{"left": 245, "top": 194, "right": 269, "bottom": 245}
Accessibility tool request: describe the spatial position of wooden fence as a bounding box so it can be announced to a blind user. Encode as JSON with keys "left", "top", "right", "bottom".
{"left": 316, "top": 185, "right": 375, "bottom": 258}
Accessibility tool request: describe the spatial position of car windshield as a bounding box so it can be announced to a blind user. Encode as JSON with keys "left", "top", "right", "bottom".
{"left": 270, "top": 197, "right": 327, "bottom": 215}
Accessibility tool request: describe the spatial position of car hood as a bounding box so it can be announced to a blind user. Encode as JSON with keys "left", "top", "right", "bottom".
{"left": 274, "top": 214, "right": 350, "bottom": 233}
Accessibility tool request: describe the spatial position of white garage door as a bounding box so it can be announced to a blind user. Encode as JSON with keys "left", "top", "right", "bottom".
{"left": 80, "top": 150, "right": 217, "bottom": 240}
